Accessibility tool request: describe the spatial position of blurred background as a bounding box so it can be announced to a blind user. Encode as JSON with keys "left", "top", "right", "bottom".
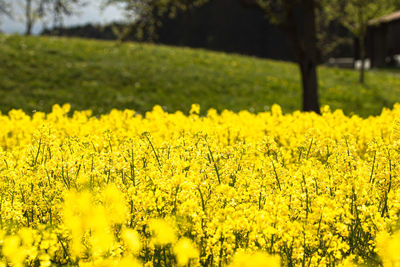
{"left": 1, "top": 0, "right": 124, "bottom": 35}
{"left": 1, "top": 0, "right": 400, "bottom": 116}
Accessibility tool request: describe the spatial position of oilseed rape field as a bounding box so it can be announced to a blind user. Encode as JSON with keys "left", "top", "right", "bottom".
{"left": 0, "top": 103, "right": 400, "bottom": 266}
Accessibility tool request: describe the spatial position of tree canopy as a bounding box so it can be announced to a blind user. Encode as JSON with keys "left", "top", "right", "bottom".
{"left": 3, "top": 0, "right": 87, "bottom": 35}
{"left": 103, "top": 0, "right": 209, "bottom": 40}
{"left": 0, "top": 0, "right": 12, "bottom": 19}
{"left": 40, "top": 0, "right": 88, "bottom": 28}
{"left": 330, "top": 0, "right": 400, "bottom": 83}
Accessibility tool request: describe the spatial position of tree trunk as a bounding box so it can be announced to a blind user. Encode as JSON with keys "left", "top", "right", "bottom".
{"left": 238, "top": 0, "right": 321, "bottom": 113}
{"left": 300, "top": 0, "right": 320, "bottom": 113}
{"left": 359, "top": 34, "right": 365, "bottom": 84}
{"left": 299, "top": 58, "right": 320, "bottom": 113}
{"left": 25, "top": 0, "right": 33, "bottom": 36}
{"left": 281, "top": 0, "right": 320, "bottom": 113}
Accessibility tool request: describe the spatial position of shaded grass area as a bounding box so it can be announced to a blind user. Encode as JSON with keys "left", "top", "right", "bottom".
{"left": 1, "top": 34, "right": 399, "bottom": 116}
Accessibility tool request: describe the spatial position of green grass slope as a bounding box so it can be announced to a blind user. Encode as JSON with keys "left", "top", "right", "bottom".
{"left": 1, "top": 34, "right": 399, "bottom": 116}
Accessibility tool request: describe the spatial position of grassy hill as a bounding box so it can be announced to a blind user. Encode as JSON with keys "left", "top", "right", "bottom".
{"left": 0, "top": 34, "right": 399, "bottom": 117}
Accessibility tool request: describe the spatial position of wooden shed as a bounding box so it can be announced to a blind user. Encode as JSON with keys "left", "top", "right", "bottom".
{"left": 365, "top": 10, "right": 400, "bottom": 67}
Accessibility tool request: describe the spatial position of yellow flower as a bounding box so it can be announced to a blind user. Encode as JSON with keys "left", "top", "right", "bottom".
{"left": 229, "top": 251, "right": 280, "bottom": 267}
{"left": 1, "top": 103, "right": 400, "bottom": 265}
{"left": 391, "top": 118, "right": 400, "bottom": 142}
{"left": 2, "top": 236, "right": 26, "bottom": 266}
{"left": 173, "top": 238, "right": 199, "bottom": 265}
{"left": 102, "top": 184, "right": 128, "bottom": 225}
{"left": 149, "top": 219, "right": 177, "bottom": 245}
{"left": 190, "top": 104, "right": 200, "bottom": 115}
{"left": 39, "top": 253, "right": 51, "bottom": 267}
{"left": 377, "top": 231, "right": 400, "bottom": 266}
{"left": 121, "top": 228, "right": 141, "bottom": 254}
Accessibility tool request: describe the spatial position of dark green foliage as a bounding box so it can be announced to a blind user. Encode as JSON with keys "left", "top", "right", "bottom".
{"left": 0, "top": 34, "right": 399, "bottom": 117}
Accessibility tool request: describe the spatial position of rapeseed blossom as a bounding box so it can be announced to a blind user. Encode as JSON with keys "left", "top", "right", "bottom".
{"left": 0, "top": 103, "right": 399, "bottom": 265}
{"left": 173, "top": 238, "right": 199, "bottom": 265}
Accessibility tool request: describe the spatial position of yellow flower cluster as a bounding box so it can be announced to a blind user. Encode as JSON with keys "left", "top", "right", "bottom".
{"left": 0, "top": 103, "right": 400, "bottom": 266}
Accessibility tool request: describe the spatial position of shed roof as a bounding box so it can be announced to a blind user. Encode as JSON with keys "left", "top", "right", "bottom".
{"left": 369, "top": 10, "right": 400, "bottom": 25}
